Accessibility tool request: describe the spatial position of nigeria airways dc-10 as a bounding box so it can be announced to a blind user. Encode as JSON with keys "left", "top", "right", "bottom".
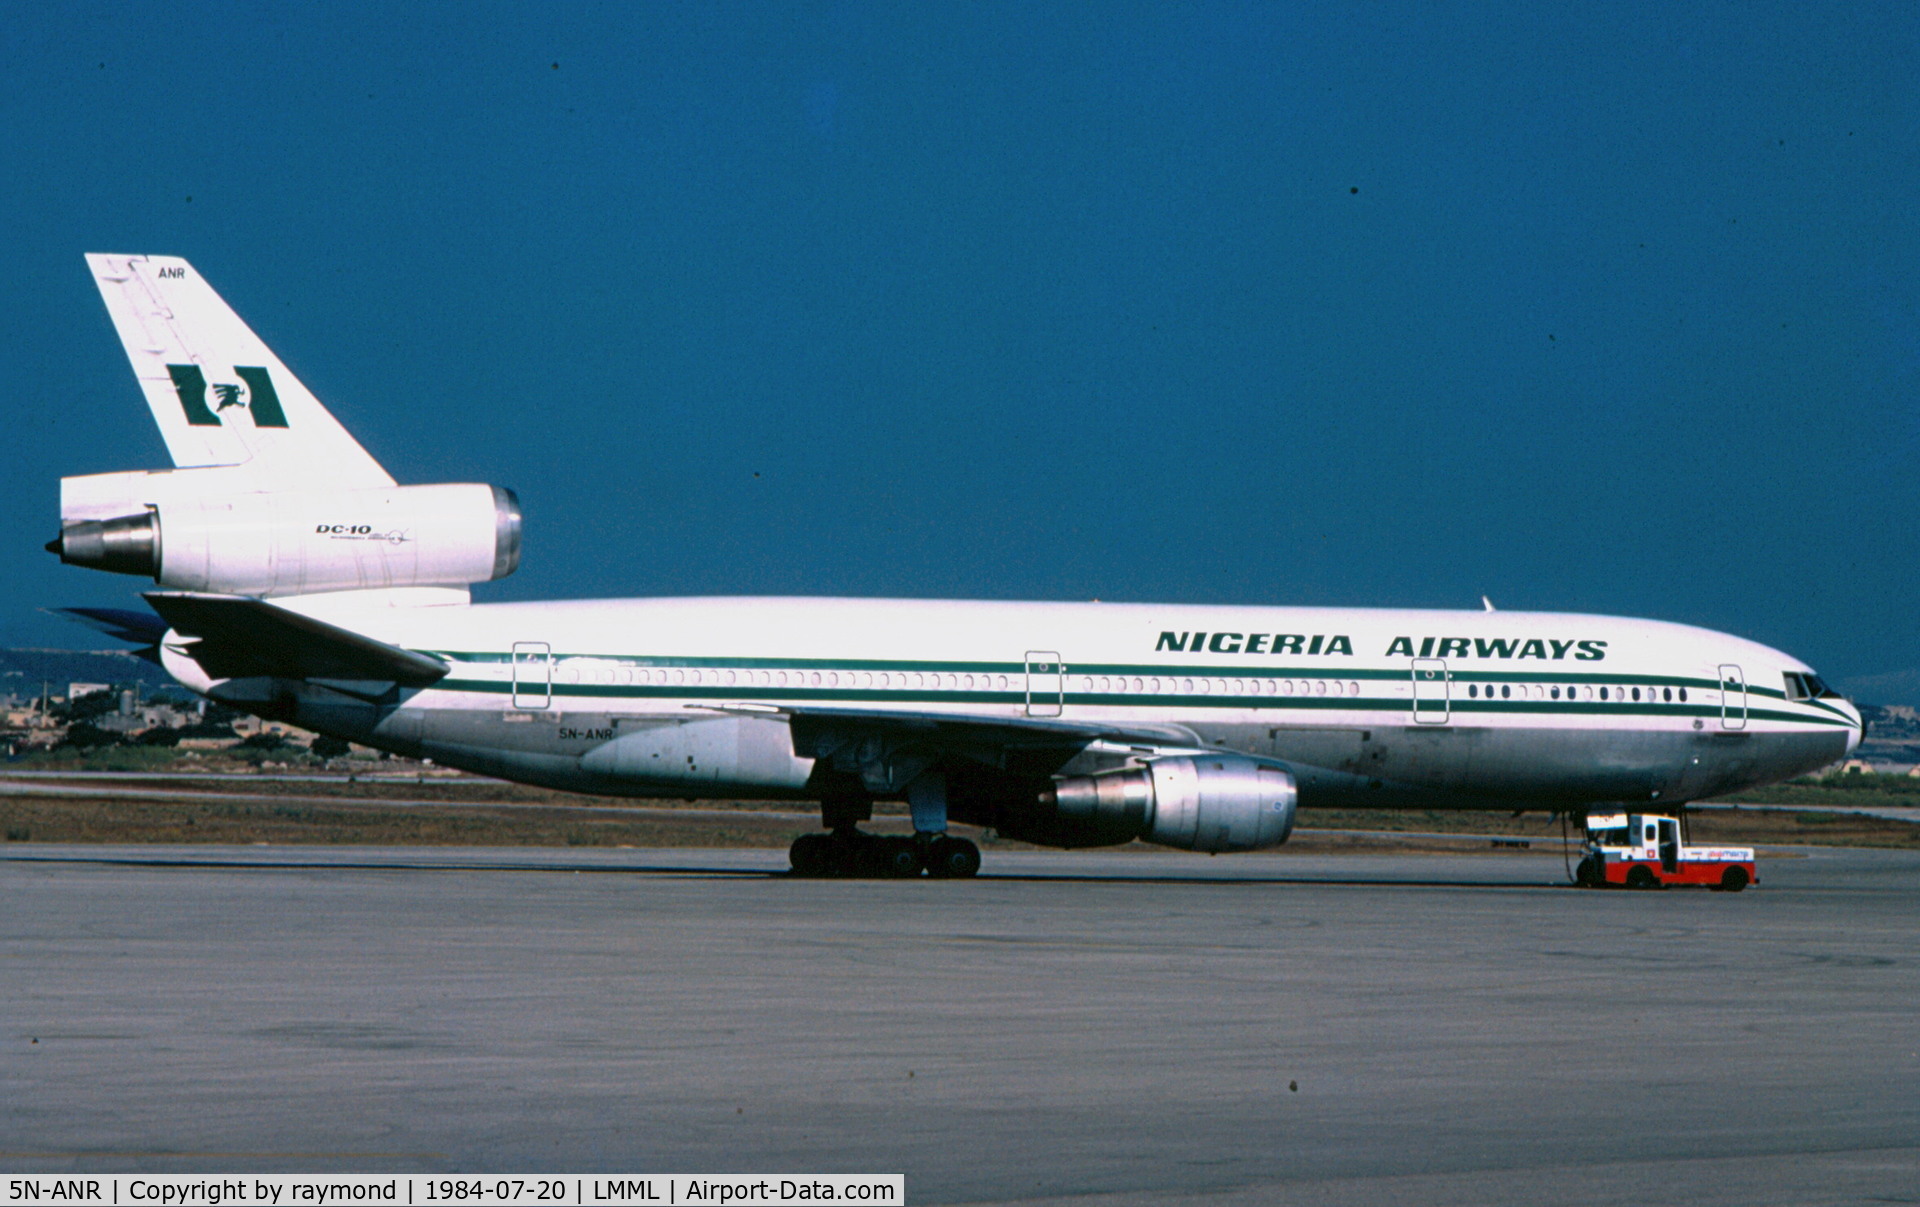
{"left": 47, "top": 255, "right": 1861, "bottom": 877}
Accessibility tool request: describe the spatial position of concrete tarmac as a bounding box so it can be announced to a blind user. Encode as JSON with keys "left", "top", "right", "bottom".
{"left": 2, "top": 844, "right": 1916, "bottom": 1205}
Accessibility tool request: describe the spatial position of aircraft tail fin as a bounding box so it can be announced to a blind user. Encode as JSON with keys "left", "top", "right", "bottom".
{"left": 85, "top": 254, "right": 394, "bottom": 489}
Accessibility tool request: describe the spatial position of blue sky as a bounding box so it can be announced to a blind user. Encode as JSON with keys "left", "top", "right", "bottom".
{"left": 4, "top": 3, "right": 1917, "bottom": 698}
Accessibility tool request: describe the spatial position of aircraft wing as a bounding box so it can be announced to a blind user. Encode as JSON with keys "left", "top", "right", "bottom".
{"left": 779, "top": 705, "right": 1199, "bottom": 751}
{"left": 143, "top": 592, "right": 450, "bottom": 686}
{"left": 697, "top": 702, "right": 1207, "bottom": 793}
{"left": 707, "top": 702, "right": 1416, "bottom": 814}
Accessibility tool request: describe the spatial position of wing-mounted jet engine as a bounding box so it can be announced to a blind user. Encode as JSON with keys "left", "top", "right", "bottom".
{"left": 1028, "top": 756, "right": 1298, "bottom": 852}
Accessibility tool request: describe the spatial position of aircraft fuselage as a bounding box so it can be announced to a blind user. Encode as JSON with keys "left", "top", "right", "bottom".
{"left": 173, "top": 594, "right": 1860, "bottom": 824}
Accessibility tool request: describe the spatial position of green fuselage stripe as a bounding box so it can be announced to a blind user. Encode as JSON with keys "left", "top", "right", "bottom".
{"left": 422, "top": 649, "right": 1797, "bottom": 697}
{"left": 423, "top": 675, "right": 1851, "bottom": 728}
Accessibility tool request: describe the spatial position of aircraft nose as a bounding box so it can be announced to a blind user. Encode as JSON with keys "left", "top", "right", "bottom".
{"left": 1841, "top": 699, "right": 1865, "bottom": 755}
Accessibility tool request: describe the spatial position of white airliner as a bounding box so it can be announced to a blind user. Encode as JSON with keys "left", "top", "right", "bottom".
{"left": 49, "top": 254, "right": 1862, "bottom": 877}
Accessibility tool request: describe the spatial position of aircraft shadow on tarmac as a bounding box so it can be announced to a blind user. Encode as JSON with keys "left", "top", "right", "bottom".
{"left": 3, "top": 850, "right": 1576, "bottom": 890}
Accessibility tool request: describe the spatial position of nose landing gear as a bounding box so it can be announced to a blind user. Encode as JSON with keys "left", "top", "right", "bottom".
{"left": 787, "top": 830, "right": 982, "bottom": 879}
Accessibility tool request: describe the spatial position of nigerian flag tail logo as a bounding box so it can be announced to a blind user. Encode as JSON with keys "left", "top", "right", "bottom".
{"left": 166, "top": 364, "right": 291, "bottom": 428}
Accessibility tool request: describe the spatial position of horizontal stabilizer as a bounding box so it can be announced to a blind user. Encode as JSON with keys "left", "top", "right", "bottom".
{"left": 144, "top": 592, "right": 449, "bottom": 686}
{"left": 46, "top": 605, "right": 171, "bottom": 648}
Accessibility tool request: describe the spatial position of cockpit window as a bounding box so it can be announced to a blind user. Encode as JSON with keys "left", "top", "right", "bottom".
{"left": 1785, "top": 671, "right": 1840, "bottom": 700}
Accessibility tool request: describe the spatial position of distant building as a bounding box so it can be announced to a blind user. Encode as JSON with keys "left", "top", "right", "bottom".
{"left": 96, "top": 703, "right": 198, "bottom": 734}
{"left": 228, "top": 716, "right": 319, "bottom": 744}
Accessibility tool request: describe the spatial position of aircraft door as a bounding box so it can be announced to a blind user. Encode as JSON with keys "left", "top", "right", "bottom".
{"left": 1411, "top": 658, "right": 1450, "bottom": 724}
{"left": 1657, "top": 816, "right": 1679, "bottom": 873}
{"left": 512, "top": 641, "right": 552, "bottom": 710}
{"left": 1718, "top": 664, "right": 1747, "bottom": 730}
{"left": 1025, "top": 651, "right": 1064, "bottom": 717}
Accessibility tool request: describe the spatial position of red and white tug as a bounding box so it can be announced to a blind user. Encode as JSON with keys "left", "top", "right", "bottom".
{"left": 1574, "top": 812, "right": 1756, "bottom": 892}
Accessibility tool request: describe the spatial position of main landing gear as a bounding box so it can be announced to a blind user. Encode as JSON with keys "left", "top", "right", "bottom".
{"left": 790, "top": 770, "right": 981, "bottom": 878}
{"left": 788, "top": 831, "right": 982, "bottom": 879}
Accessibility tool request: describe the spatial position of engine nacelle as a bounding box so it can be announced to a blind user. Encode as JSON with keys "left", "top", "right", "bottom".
{"left": 50, "top": 479, "right": 520, "bottom": 596}
{"left": 1039, "top": 756, "right": 1298, "bottom": 853}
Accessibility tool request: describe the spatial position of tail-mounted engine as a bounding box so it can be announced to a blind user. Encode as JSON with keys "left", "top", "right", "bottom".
{"left": 1034, "top": 755, "right": 1298, "bottom": 853}
{"left": 49, "top": 468, "right": 520, "bottom": 596}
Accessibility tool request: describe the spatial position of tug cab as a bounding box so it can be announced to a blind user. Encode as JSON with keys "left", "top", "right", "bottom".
{"left": 1574, "top": 811, "right": 1755, "bottom": 892}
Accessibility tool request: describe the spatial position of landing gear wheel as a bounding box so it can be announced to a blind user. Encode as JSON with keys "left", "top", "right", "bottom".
{"left": 789, "top": 834, "right": 835, "bottom": 878}
{"left": 1574, "top": 855, "right": 1602, "bottom": 888}
{"left": 875, "top": 836, "right": 923, "bottom": 878}
{"left": 924, "top": 836, "right": 982, "bottom": 879}
{"left": 1625, "top": 865, "right": 1659, "bottom": 890}
{"left": 1719, "top": 865, "right": 1750, "bottom": 893}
